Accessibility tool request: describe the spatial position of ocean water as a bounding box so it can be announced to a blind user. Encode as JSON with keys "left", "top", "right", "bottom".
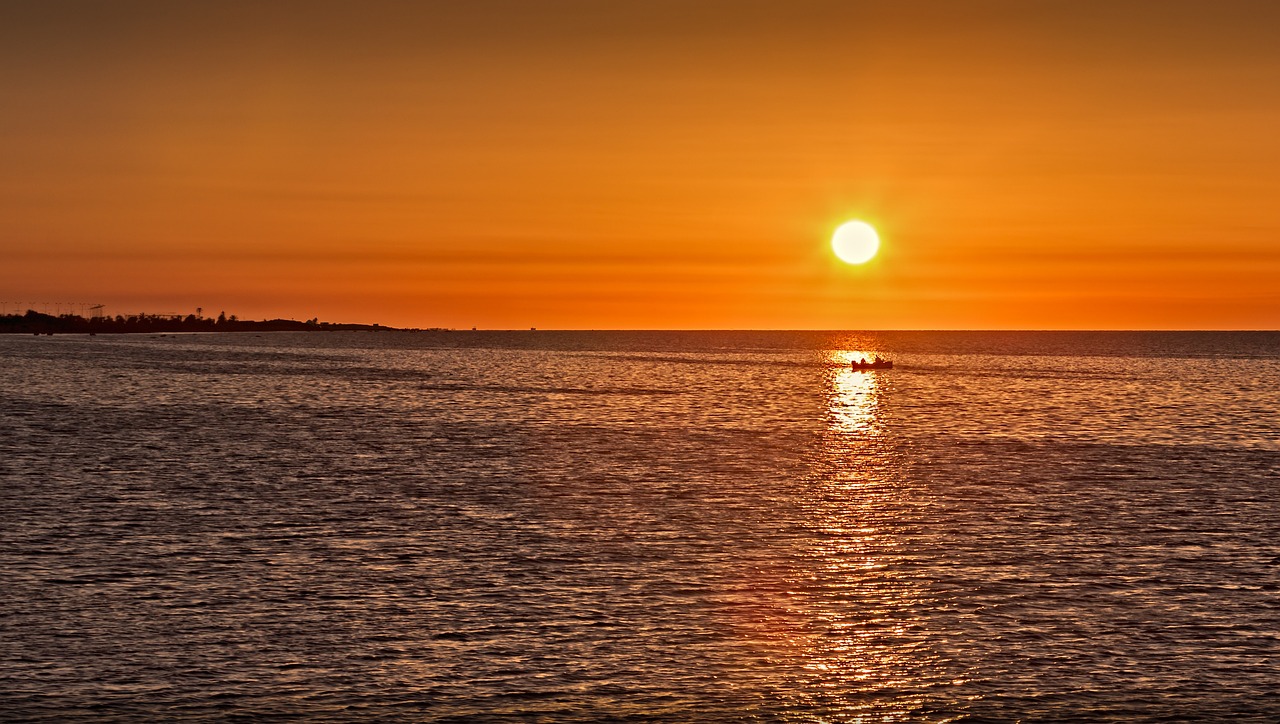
{"left": 1, "top": 330, "right": 1278, "bottom": 721}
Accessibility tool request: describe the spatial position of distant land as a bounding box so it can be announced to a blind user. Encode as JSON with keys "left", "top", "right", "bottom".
{"left": 0, "top": 310, "right": 402, "bottom": 335}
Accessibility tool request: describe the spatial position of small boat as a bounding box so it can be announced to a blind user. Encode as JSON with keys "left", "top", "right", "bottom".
{"left": 851, "top": 358, "right": 893, "bottom": 370}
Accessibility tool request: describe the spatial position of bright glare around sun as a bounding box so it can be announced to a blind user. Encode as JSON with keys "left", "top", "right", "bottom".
{"left": 832, "top": 221, "right": 880, "bottom": 264}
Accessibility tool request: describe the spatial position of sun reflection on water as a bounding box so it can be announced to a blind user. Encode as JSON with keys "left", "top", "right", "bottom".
{"left": 777, "top": 350, "right": 942, "bottom": 720}
{"left": 829, "top": 353, "right": 882, "bottom": 437}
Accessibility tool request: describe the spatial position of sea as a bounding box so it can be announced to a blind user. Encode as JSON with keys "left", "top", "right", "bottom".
{"left": 1, "top": 330, "right": 1277, "bottom": 722}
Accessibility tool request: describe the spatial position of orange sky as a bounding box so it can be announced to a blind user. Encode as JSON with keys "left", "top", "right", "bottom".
{"left": 3, "top": 1, "right": 1278, "bottom": 329}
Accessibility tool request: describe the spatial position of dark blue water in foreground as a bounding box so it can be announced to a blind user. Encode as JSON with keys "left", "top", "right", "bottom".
{"left": 2, "top": 331, "right": 1278, "bottom": 721}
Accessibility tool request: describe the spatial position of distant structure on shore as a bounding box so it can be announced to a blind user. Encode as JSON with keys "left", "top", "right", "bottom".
{"left": 0, "top": 301, "right": 106, "bottom": 318}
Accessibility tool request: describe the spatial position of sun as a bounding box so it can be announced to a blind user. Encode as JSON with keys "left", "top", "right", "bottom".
{"left": 831, "top": 221, "right": 880, "bottom": 264}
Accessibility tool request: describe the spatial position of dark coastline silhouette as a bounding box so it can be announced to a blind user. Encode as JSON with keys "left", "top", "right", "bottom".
{"left": 0, "top": 310, "right": 395, "bottom": 335}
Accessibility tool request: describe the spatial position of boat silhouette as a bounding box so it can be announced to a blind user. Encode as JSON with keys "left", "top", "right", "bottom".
{"left": 850, "top": 357, "right": 893, "bottom": 370}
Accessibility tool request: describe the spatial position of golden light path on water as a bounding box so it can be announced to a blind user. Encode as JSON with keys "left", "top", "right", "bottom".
{"left": 776, "top": 350, "right": 955, "bottom": 721}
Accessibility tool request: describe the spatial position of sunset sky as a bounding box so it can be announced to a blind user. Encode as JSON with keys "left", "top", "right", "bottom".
{"left": 3, "top": 1, "right": 1278, "bottom": 329}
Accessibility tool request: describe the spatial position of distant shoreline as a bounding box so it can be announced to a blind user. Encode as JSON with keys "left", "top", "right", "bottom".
{"left": 0, "top": 311, "right": 400, "bottom": 335}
